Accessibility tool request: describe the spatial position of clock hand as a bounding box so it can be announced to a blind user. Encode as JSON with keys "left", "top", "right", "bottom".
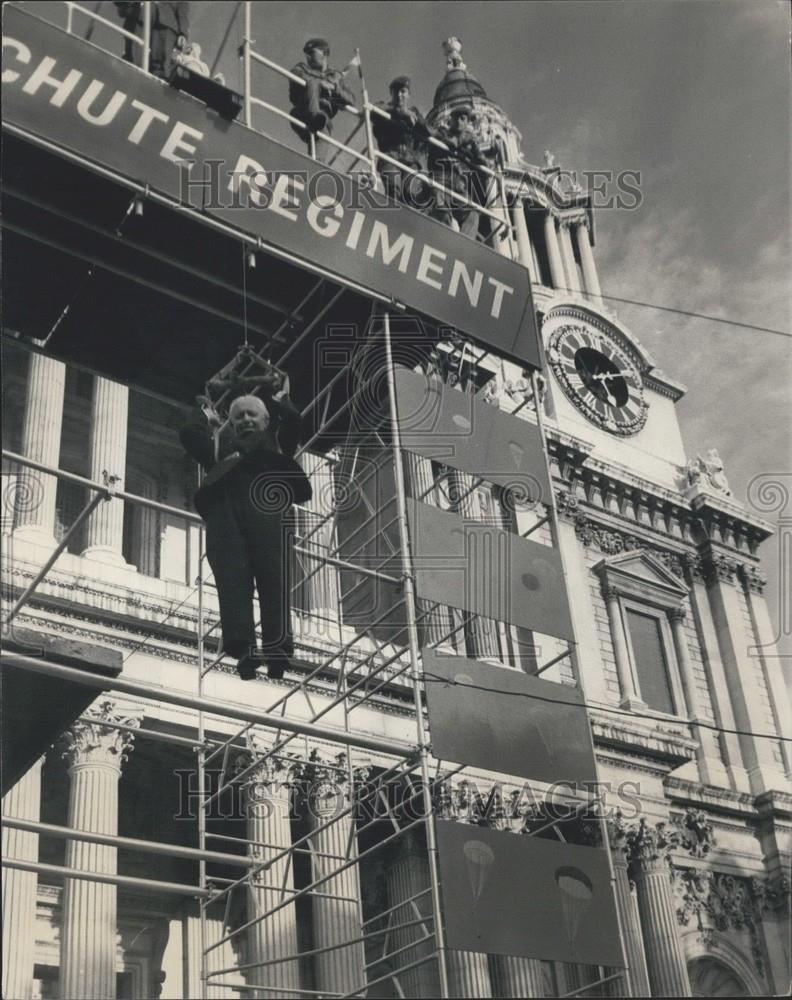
{"left": 590, "top": 370, "right": 633, "bottom": 381}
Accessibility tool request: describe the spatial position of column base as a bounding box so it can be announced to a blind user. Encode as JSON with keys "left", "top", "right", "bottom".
{"left": 81, "top": 546, "right": 133, "bottom": 569}
{"left": 11, "top": 525, "right": 59, "bottom": 550}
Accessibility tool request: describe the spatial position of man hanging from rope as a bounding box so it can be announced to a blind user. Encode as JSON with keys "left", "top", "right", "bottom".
{"left": 180, "top": 358, "right": 312, "bottom": 680}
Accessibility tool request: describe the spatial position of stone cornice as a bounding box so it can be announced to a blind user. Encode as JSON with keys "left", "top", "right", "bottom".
{"left": 591, "top": 714, "right": 698, "bottom": 768}
{"left": 551, "top": 460, "right": 772, "bottom": 564}
{"left": 643, "top": 369, "right": 688, "bottom": 401}
{"left": 665, "top": 777, "right": 765, "bottom": 820}
{"left": 753, "top": 789, "right": 792, "bottom": 822}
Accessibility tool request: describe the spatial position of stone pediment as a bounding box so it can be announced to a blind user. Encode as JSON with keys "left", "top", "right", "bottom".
{"left": 594, "top": 550, "right": 689, "bottom": 604}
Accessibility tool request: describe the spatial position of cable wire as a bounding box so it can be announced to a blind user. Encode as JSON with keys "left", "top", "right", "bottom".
{"left": 543, "top": 283, "right": 791, "bottom": 340}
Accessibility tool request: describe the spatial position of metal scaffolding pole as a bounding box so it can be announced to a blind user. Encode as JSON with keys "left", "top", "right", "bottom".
{"left": 383, "top": 309, "right": 451, "bottom": 998}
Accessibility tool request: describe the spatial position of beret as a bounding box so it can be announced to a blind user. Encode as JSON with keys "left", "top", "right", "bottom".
{"left": 303, "top": 38, "right": 330, "bottom": 54}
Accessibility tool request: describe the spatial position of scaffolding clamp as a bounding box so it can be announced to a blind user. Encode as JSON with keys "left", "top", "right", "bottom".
{"left": 101, "top": 471, "right": 122, "bottom": 498}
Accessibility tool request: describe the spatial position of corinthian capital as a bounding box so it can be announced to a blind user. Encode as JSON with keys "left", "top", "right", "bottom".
{"left": 626, "top": 817, "right": 680, "bottom": 876}
{"left": 61, "top": 698, "right": 142, "bottom": 772}
{"left": 303, "top": 748, "right": 352, "bottom": 819}
{"left": 606, "top": 810, "right": 630, "bottom": 862}
{"left": 238, "top": 736, "right": 302, "bottom": 798}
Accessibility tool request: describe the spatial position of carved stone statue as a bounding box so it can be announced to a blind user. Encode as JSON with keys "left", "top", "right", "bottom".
{"left": 443, "top": 36, "right": 466, "bottom": 71}
{"left": 683, "top": 449, "right": 732, "bottom": 496}
{"left": 543, "top": 149, "right": 556, "bottom": 169}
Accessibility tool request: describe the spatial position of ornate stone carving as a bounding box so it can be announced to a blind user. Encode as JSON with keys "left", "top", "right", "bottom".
{"left": 674, "top": 868, "right": 767, "bottom": 973}
{"left": 443, "top": 36, "right": 466, "bottom": 71}
{"left": 739, "top": 564, "right": 767, "bottom": 595}
{"left": 554, "top": 489, "right": 580, "bottom": 516}
{"left": 668, "top": 607, "right": 687, "bottom": 624}
{"left": 571, "top": 512, "right": 688, "bottom": 576}
{"left": 626, "top": 817, "right": 680, "bottom": 875}
{"left": 606, "top": 809, "right": 630, "bottom": 861}
{"left": 702, "top": 551, "right": 739, "bottom": 585}
{"left": 683, "top": 449, "right": 732, "bottom": 497}
{"left": 671, "top": 808, "right": 715, "bottom": 859}
{"left": 60, "top": 699, "right": 142, "bottom": 770}
{"left": 236, "top": 740, "right": 302, "bottom": 805}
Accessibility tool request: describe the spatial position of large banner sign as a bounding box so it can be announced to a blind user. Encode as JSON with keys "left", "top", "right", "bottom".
{"left": 436, "top": 820, "right": 623, "bottom": 966}
{"left": 423, "top": 650, "right": 597, "bottom": 785}
{"left": 2, "top": 6, "right": 541, "bottom": 368}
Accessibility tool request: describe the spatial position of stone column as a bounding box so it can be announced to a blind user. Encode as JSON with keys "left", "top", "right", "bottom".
{"left": 303, "top": 750, "right": 366, "bottom": 996}
{"left": 575, "top": 223, "right": 603, "bottom": 304}
{"left": 607, "top": 817, "right": 650, "bottom": 997}
{"left": 182, "top": 903, "right": 244, "bottom": 998}
{"left": 703, "top": 551, "right": 789, "bottom": 793}
{"left": 558, "top": 223, "right": 581, "bottom": 293}
{"left": 452, "top": 470, "right": 501, "bottom": 661}
{"left": 59, "top": 700, "right": 142, "bottom": 1000}
{"left": 740, "top": 568, "right": 792, "bottom": 778}
{"left": 382, "top": 828, "right": 441, "bottom": 998}
{"left": 543, "top": 214, "right": 566, "bottom": 290}
{"left": 668, "top": 607, "right": 728, "bottom": 786}
{"left": 626, "top": 819, "right": 692, "bottom": 997}
{"left": 241, "top": 742, "right": 301, "bottom": 998}
{"left": 437, "top": 784, "right": 494, "bottom": 998}
{"left": 448, "top": 949, "right": 493, "bottom": 998}
{"left": 511, "top": 199, "right": 538, "bottom": 284}
{"left": 490, "top": 955, "right": 545, "bottom": 997}
{"left": 2, "top": 758, "right": 44, "bottom": 1000}
{"left": 14, "top": 354, "right": 66, "bottom": 545}
{"left": 82, "top": 376, "right": 129, "bottom": 565}
{"left": 602, "top": 586, "right": 642, "bottom": 708}
{"left": 300, "top": 452, "right": 341, "bottom": 636}
{"left": 684, "top": 561, "right": 749, "bottom": 790}
{"left": 406, "top": 452, "right": 453, "bottom": 647}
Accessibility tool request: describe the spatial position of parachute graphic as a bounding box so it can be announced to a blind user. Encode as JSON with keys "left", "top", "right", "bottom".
{"left": 463, "top": 839, "right": 495, "bottom": 905}
{"left": 555, "top": 866, "right": 594, "bottom": 960}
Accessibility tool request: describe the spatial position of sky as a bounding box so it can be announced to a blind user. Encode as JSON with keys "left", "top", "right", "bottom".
{"left": 21, "top": 1, "right": 792, "bottom": 657}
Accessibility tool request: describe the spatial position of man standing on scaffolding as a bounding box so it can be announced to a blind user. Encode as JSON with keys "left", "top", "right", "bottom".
{"left": 372, "top": 76, "right": 434, "bottom": 210}
{"left": 114, "top": 1, "right": 190, "bottom": 79}
{"left": 179, "top": 370, "right": 312, "bottom": 681}
{"left": 289, "top": 38, "right": 355, "bottom": 164}
{"left": 429, "top": 104, "right": 490, "bottom": 239}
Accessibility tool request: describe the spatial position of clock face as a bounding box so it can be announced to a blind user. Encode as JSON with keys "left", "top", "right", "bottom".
{"left": 547, "top": 319, "right": 648, "bottom": 435}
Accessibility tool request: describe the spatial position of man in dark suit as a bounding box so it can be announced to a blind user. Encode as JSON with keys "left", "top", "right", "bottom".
{"left": 180, "top": 377, "right": 312, "bottom": 680}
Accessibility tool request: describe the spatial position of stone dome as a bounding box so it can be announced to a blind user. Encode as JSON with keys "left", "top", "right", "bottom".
{"left": 433, "top": 66, "right": 488, "bottom": 108}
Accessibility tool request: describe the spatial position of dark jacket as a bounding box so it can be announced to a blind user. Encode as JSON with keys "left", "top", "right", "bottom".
{"left": 372, "top": 104, "right": 432, "bottom": 169}
{"left": 289, "top": 62, "right": 354, "bottom": 115}
{"left": 179, "top": 396, "right": 312, "bottom": 520}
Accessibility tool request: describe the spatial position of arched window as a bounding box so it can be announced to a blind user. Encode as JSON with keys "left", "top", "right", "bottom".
{"left": 688, "top": 956, "right": 749, "bottom": 997}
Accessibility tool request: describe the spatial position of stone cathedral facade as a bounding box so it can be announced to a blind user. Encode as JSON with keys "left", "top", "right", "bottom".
{"left": 2, "top": 25, "right": 790, "bottom": 1000}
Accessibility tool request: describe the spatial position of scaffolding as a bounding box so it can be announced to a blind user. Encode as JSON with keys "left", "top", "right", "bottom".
{"left": 2, "top": 4, "right": 628, "bottom": 997}
{"left": 2, "top": 318, "right": 626, "bottom": 998}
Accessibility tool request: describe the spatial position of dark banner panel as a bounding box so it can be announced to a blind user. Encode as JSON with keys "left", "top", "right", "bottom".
{"left": 2, "top": 6, "right": 540, "bottom": 367}
{"left": 423, "top": 650, "right": 596, "bottom": 784}
{"left": 436, "top": 820, "right": 622, "bottom": 966}
{"left": 393, "top": 367, "right": 551, "bottom": 504}
{"left": 406, "top": 500, "right": 574, "bottom": 641}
